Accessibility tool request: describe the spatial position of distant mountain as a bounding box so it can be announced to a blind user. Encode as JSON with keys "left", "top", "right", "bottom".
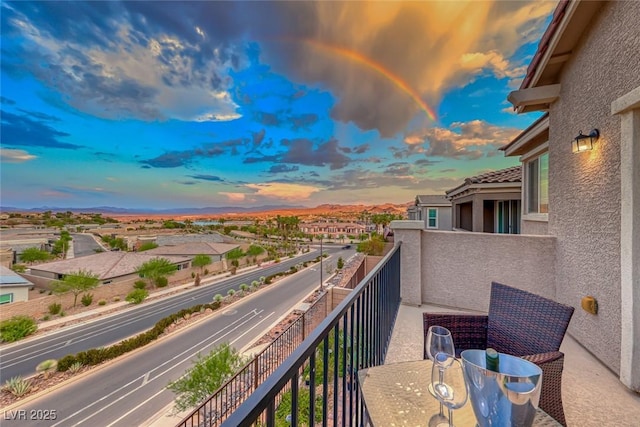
{"left": 0, "top": 205, "right": 307, "bottom": 215}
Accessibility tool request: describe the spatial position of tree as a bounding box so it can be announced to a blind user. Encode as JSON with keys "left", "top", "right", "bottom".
{"left": 20, "top": 247, "right": 50, "bottom": 264}
{"left": 167, "top": 343, "right": 247, "bottom": 412}
{"left": 192, "top": 254, "right": 212, "bottom": 274}
{"left": 138, "top": 242, "right": 158, "bottom": 252}
{"left": 245, "top": 244, "right": 265, "bottom": 263}
{"left": 135, "top": 257, "right": 177, "bottom": 288}
{"left": 51, "top": 269, "right": 100, "bottom": 307}
{"left": 225, "top": 247, "right": 245, "bottom": 274}
{"left": 357, "top": 235, "right": 385, "bottom": 256}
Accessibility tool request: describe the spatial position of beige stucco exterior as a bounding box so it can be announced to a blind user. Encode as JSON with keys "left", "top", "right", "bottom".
{"left": 393, "top": 222, "right": 556, "bottom": 310}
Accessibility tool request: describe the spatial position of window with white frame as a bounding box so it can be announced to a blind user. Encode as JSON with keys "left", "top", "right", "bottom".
{"left": 526, "top": 151, "right": 549, "bottom": 215}
{"left": 427, "top": 208, "right": 438, "bottom": 229}
{"left": 0, "top": 293, "right": 14, "bottom": 304}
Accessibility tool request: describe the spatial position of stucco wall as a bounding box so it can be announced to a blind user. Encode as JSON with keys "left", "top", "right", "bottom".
{"left": 420, "top": 230, "right": 557, "bottom": 312}
{"left": 0, "top": 286, "right": 30, "bottom": 303}
{"left": 548, "top": 0, "right": 640, "bottom": 373}
{"left": 521, "top": 219, "right": 548, "bottom": 236}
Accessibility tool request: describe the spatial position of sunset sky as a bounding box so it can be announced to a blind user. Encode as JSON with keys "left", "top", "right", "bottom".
{"left": 1, "top": 1, "right": 550, "bottom": 210}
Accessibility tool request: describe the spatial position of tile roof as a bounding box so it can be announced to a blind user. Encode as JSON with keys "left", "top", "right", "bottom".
{"left": 29, "top": 252, "right": 191, "bottom": 280}
{"left": 466, "top": 165, "right": 521, "bottom": 184}
{"left": 446, "top": 166, "right": 521, "bottom": 197}
{"left": 415, "top": 195, "right": 451, "bottom": 206}
{"left": 145, "top": 242, "right": 239, "bottom": 256}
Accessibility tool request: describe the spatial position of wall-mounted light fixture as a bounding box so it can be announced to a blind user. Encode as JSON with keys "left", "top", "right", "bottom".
{"left": 572, "top": 129, "right": 599, "bottom": 153}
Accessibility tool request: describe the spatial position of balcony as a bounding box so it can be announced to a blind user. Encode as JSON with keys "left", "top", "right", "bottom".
{"left": 176, "top": 238, "right": 639, "bottom": 427}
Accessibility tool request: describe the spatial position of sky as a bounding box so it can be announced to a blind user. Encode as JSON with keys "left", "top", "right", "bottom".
{"left": 0, "top": 1, "right": 550, "bottom": 210}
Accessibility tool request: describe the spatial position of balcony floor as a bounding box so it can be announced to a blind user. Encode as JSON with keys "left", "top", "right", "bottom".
{"left": 386, "top": 303, "right": 640, "bottom": 427}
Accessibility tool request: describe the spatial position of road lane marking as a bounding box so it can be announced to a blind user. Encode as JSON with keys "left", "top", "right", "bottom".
{"left": 230, "top": 311, "right": 275, "bottom": 346}
{"left": 104, "top": 386, "right": 168, "bottom": 427}
{"left": 142, "top": 372, "right": 150, "bottom": 386}
{"left": 51, "top": 309, "right": 263, "bottom": 427}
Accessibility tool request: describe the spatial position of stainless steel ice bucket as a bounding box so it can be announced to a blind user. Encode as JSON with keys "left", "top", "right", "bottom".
{"left": 461, "top": 350, "right": 543, "bottom": 427}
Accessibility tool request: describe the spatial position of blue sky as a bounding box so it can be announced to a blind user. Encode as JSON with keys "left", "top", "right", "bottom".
{"left": 1, "top": 1, "right": 550, "bottom": 209}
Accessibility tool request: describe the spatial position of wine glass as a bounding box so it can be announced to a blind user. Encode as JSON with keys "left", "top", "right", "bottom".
{"left": 425, "top": 326, "right": 456, "bottom": 419}
{"left": 431, "top": 354, "right": 468, "bottom": 427}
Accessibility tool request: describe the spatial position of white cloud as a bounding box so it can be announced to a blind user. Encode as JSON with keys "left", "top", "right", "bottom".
{"left": 245, "top": 182, "right": 322, "bottom": 201}
{"left": 0, "top": 148, "right": 37, "bottom": 163}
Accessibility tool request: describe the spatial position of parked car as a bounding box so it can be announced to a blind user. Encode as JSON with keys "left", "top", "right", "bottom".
{"left": 342, "top": 245, "right": 352, "bottom": 249}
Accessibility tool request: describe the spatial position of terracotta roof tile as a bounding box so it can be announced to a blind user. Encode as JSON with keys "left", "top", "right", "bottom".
{"left": 466, "top": 165, "right": 521, "bottom": 184}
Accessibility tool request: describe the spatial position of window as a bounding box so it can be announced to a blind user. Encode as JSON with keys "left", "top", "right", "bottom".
{"left": 0, "top": 293, "right": 14, "bottom": 305}
{"left": 427, "top": 208, "right": 438, "bottom": 229}
{"left": 526, "top": 152, "right": 549, "bottom": 215}
{"left": 497, "top": 200, "right": 521, "bottom": 234}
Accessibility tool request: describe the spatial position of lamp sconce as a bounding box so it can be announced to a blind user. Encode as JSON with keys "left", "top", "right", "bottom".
{"left": 572, "top": 129, "right": 599, "bottom": 153}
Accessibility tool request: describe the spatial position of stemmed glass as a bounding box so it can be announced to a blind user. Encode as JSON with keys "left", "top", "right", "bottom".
{"left": 431, "top": 354, "right": 468, "bottom": 427}
{"left": 425, "top": 326, "right": 456, "bottom": 420}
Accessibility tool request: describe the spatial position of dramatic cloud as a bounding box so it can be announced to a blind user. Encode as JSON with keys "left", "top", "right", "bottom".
{"left": 1, "top": 110, "right": 80, "bottom": 149}
{"left": 260, "top": 1, "right": 554, "bottom": 136}
{"left": 2, "top": 2, "right": 242, "bottom": 122}
{"left": 245, "top": 182, "right": 321, "bottom": 201}
{"left": 3, "top": 1, "right": 552, "bottom": 136}
{"left": 1, "top": 148, "right": 37, "bottom": 163}
{"left": 403, "top": 120, "right": 521, "bottom": 160}
{"left": 141, "top": 139, "right": 247, "bottom": 168}
{"left": 243, "top": 138, "right": 352, "bottom": 170}
{"left": 267, "top": 165, "right": 300, "bottom": 174}
{"left": 219, "top": 192, "right": 246, "bottom": 202}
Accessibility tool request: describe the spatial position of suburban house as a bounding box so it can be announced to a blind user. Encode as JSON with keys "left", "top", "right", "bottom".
{"left": 0, "top": 265, "right": 33, "bottom": 304}
{"left": 407, "top": 195, "right": 452, "bottom": 230}
{"left": 144, "top": 241, "right": 240, "bottom": 262}
{"left": 392, "top": 0, "right": 640, "bottom": 393}
{"left": 299, "top": 222, "right": 367, "bottom": 239}
{"left": 26, "top": 251, "right": 192, "bottom": 285}
{"left": 445, "top": 166, "right": 522, "bottom": 234}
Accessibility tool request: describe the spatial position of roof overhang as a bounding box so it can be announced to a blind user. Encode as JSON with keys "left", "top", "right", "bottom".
{"left": 446, "top": 182, "right": 522, "bottom": 200}
{"left": 501, "top": 114, "right": 550, "bottom": 157}
{"left": 507, "top": 85, "right": 561, "bottom": 113}
{"left": 509, "top": 0, "right": 604, "bottom": 113}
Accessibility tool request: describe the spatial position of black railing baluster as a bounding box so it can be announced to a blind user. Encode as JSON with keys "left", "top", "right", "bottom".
{"left": 178, "top": 245, "right": 401, "bottom": 427}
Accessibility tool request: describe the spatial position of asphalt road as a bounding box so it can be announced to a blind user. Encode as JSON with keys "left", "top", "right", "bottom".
{"left": 70, "top": 233, "right": 104, "bottom": 257}
{"left": 0, "top": 246, "right": 349, "bottom": 383}
{"left": 0, "top": 247, "right": 355, "bottom": 426}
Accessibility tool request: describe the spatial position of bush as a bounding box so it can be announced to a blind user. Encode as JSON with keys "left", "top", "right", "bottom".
{"left": 251, "top": 280, "right": 260, "bottom": 289}
{"left": 126, "top": 289, "right": 148, "bottom": 304}
{"left": 155, "top": 276, "right": 168, "bottom": 288}
{"left": 36, "top": 359, "right": 58, "bottom": 378}
{"left": 214, "top": 294, "right": 223, "bottom": 302}
{"left": 98, "top": 299, "right": 107, "bottom": 306}
{"left": 0, "top": 315, "right": 37, "bottom": 342}
{"left": 227, "top": 289, "right": 236, "bottom": 297}
{"left": 191, "top": 272, "right": 196, "bottom": 278}
{"left": 42, "top": 315, "right": 51, "bottom": 321}
{"left": 113, "top": 296, "right": 121, "bottom": 302}
{"left": 48, "top": 302, "right": 62, "bottom": 315}
{"left": 337, "top": 257, "right": 344, "bottom": 270}
{"left": 4, "top": 376, "right": 32, "bottom": 397}
{"left": 240, "top": 284, "right": 249, "bottom": 293}
{"left": 67, "top": 361, "right": 84, "bottom": 374}
{"left": 81, "top": 293, "right": 94, "bottom": 307}
{"left": 134, "top": 280, "right": 147, "bottom": 290}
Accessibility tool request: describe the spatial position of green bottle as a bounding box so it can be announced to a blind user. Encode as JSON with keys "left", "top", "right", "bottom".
{"left": 486, "top": 348, "right": 500, "bottom": 372}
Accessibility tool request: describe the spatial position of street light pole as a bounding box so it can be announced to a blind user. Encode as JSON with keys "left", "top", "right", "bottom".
{"left": 319, "top": 235, "right": 323, "bottom": 291}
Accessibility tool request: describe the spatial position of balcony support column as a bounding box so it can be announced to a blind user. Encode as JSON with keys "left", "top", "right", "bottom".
{"left": 390, "top": 220, "right": 423, "bottom": 306}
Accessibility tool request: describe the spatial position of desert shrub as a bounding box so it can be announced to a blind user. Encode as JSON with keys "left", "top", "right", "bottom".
{"left": 191, "top": 272, "right": 196, "bottom": 278}
{"left": 155, "top": 276, "right": 169, "bottom": 288}
{"left": 67, "top": 361, "right": 84, "bottom": 374}
{"left": 240, "top": 284, "right": 249, "bottom": 293}
{"left": 126, "top": 289, "right": 148, "bottom": 304}
{"left": 36, "top": 359, "right": 58, "bottom": 378}
{"left": 337, "top": 257, "right": 344, "bottom": 270}
{"left": 98, "top": 299, "right": 107, "bottom": 306}
{"left": 81, "top": 293, "right": 94, "bottom": 306}
{"left": 251, "top": 280, "right": 260, "bottom": 289}
{"left": 113, "top": 296, "right": 120, "bottom": 302}
{"left": 214, "top": 294, "right": 223, "bottom": 302}
{"left": 4, "top": 376, "right": 32, "bottom": 397}
{"left": 259, "top": 276, "right": 266, "bottom": 283}
{"left": 133, "top": 280, "right": 147, "bottom": 289}
{"left": 0, "top": 315, "right": 37, "bottom": 342}
{"left": 42, "top": 315, "right": 51, "bottom": 321}
{"left": 48, "top": 302, "right": 62, "bottom": 315}
{"left": 227, "top": 289, "right": 236, "bottom": 297}
{"left": 59, "top": 311, "right": 65, "bottom": 317}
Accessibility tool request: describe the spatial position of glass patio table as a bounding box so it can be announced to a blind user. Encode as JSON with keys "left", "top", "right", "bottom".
{"left": 358, "top": 359, "right": 562, "bottom": 427}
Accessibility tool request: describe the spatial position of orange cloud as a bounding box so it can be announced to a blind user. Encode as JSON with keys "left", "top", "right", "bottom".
{"left": 219, "top": 192, "right": 246, "bottom": 202}
{"left": 245, "top": 183, "right": 321, "bottom": 201}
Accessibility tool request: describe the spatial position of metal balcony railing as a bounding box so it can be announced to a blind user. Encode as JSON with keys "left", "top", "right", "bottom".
{"left": 179, "top": 246, "right": 400, "bottom": 427}
{"left": 211, "top": 243, "right": 401, "bottom": 427}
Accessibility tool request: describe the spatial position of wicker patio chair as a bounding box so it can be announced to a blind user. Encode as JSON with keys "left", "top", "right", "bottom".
{"left": 423, "top": 281, "right": 574, "bottom": 426}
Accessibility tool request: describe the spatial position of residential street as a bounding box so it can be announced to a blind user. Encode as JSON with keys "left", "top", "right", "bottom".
{"left": 1, "top": 246, "right": 354, "bottom": 426}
